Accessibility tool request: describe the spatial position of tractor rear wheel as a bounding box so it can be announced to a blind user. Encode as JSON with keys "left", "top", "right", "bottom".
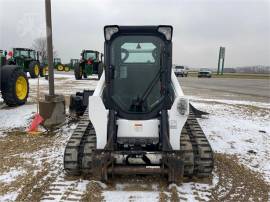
{"left": 29, "top": 61, "right": 40, "bottom": 78}
{"left": 39, "top": 64, "right": 47, "bottom": 77}
{"left": 57, "top": 64, "right": 64, "bottom": 71}
{"left": 1, "top": 65, "right": 29, "bottom": 106}
{"left": 74, "top": 64, "right": 82, "bottom": 80}
{"left": 64, "top": 66, "right": 70, "bottom": 72}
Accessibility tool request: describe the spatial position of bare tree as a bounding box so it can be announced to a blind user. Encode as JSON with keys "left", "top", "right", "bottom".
{"left": 32, "top": 37, "right": 57, "bottom": 63}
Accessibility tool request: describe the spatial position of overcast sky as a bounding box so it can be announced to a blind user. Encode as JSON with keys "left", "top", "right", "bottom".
{"left": 0, "top": 0, "right": 269, "bottom": 68}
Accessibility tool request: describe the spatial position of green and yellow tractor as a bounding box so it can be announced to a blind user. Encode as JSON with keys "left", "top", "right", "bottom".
{"left": 67, "top": 59, "right": 79, "bottom": 70}
{"left": 0, "top": 50, "right": 29, "bottom": 106}
{"left": 74, "top": 50, "right": 103, "bottom": 80}
{"left": 54, "top": 58, "right": 69, "bottom": 72}
{"left": 40, "top": 62, "right": 48, "bottom": 77}
{"left": 8, "top": 48, "right": 44, "bottom": 78}
{"left": 40, "top": 58, "right": 70, "bottom": 76}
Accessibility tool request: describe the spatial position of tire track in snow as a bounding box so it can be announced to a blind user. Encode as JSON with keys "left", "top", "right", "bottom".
{"left": 41, "top": 174, "right": 89, "bottom": 202}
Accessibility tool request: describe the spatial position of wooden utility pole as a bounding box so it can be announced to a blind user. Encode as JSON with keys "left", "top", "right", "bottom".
{"left": 45, "top": 0, "right": 54, "bottom": 95}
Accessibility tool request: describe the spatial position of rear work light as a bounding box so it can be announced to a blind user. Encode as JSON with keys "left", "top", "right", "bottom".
{"left": 104, "top": 26, "right": 119, "bottom": 41}
{"left": 158, "top": 26, "right": 173, "bottom": 41}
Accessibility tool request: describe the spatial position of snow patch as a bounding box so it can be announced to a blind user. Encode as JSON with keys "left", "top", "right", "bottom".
{"left": 0, "top": 104, "right": 35, "bottom": 137}
{"left": 188, "top": 96, "right": 270, "bottom": 109}
{"left": 194, "top": 101, "right": 270, "bottom": 182}
{"left": 103, "top": 191, "right": 159, "bottom": 202}
{"left": 0, "top": 191, "right": 18, "bottom": 202}
{"left": 0, "top": 169, "right": 25, "bottom": 184}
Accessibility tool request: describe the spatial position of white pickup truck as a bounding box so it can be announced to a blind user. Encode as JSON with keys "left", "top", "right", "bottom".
{"left": 174, "top": 66, "right": 188, "bottom": 77}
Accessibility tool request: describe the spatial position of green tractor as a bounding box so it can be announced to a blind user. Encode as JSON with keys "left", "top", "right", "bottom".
{"left": 54, "top": 58, "right": 69, "bottom": 72}
{"left": 0, "top": 50, "right": 29, "bottom": 106}
{"left": 74, "top": 50, "right": 103, "bottom": 80}
{"left": 40, "top": 62, "right": 48, "bottom": 77}
{"left": 8, "top": 48, "right": 43, "bottom": 78}
{"left": 68, "top": 59, "right": 79, "bottom": 70}
{"left": 40, "top": 58, "right": 69, "bottom": 76}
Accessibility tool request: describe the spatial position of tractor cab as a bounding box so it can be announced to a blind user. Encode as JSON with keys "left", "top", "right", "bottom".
{"left": 54, "top": 58, "right": 61, "bottom": 64}
{"left": 13, "top": 48, "right": 38, "bottom": 59}
{"left": 10, "top": 48, "right": 37, "bottom": 65}
{"left": 81, "top": 50, "right": 99, "bottom": 63}
{"left": 104, "top": 26, "right": 174, "bottom": 119}
{"left": 69, "top": 59, "right": 79, "bottom": 70}
{"left": 71, "top": 59, "right": 79, "bottom": 66}
{"left": 8, "top": 48, "right": 40, "bottom": 78}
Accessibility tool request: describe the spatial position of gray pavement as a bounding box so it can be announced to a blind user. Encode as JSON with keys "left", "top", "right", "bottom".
{"left": 55, "top": 71, "right": 270, "bottom": 102}
{"left": 179, "top": 77, "right": 270, "bottom": 103}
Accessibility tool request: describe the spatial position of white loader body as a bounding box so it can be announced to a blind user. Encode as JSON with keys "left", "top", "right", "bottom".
{"left": 64, "top": 25, "right": 213, "bottom": 182}
{"left": 89, "top": 72, "right": 189, "bottom": 150}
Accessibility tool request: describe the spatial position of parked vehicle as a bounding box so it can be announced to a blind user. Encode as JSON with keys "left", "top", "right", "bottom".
{"left": 74, "top": 50, "right": 103, "bottom": 80}
{"left": 174, "top": 65, "right": 188, "bottom": 77}
{"left": 66, "top": 59, "right": 79, "bottom": 70}
{"left": 198, "top": 68, "right": 212, "bottom": 78}
{"left": 53, "top": 58, "right": 67, "bottom": 71}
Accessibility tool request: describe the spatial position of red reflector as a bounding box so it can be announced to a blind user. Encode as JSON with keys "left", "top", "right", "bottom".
{"left": 8, "top": 51, "right": 13, "bottom": 57}
{"left": 87, "top": 59, "right": 93, "bottom": 64}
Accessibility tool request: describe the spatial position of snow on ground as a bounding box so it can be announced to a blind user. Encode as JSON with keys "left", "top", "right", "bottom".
{"left": 0, "top": 104, "right": 35, "bottom": 137}
{"left": 25, "top": 74, "right": 98, "bottom": 105}
{"left": 190, "top": 98, "right": 270, "bottom": 182}
{"left": 188, "top": 95, "right": 270, "bottom": 109}
{"left": 0, "top": 169, "right": 26, "bottom": 184}
{"left": 0, "top": 191, "right": 18, "bottom": 202}
{"left": 103, "top": 191, "right": 160, "bottom": 202}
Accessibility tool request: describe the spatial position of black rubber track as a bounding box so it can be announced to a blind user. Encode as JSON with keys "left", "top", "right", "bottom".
{"left": 64, "top": 109, "right": 213, "bottom": 178}
{"left": 185, "top": 112, "right": 214, "bottom": 177}
{"left": 64, "top": 108, "right": 90, "bottom": 175}
{"left": 180, "top": 127, "right": 195, "bottom": 176}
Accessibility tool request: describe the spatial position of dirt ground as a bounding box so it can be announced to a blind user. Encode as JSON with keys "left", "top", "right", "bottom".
{"left": 0, "top": 130, "right": 268, "bottom": 201}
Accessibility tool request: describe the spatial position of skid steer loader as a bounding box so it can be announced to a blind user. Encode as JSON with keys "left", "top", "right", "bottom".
{"left": 64, "top": 25, "right": 213, "bottom": 183}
